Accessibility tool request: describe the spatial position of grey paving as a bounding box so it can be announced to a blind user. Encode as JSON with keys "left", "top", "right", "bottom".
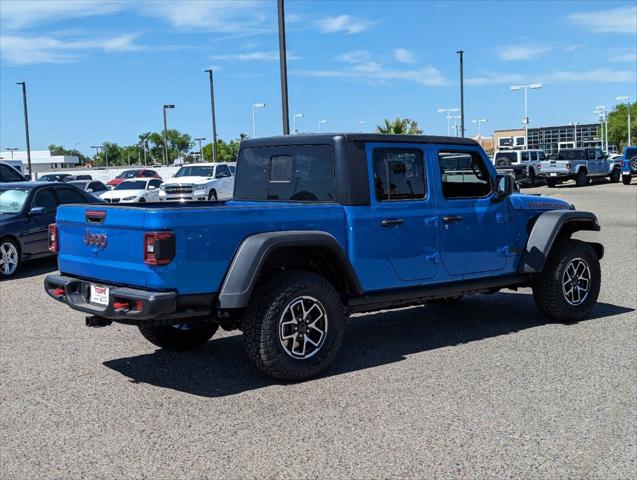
{"left": 1, "top": 180, "right": 635, "bottom": 479}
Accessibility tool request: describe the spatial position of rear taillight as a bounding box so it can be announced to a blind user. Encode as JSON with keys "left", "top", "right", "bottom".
{"left": 144, "top": 232, "right": 175, "bottom": 265}
{"left": 537, "top": 163, "right": 541, "bottom": 170}
{"left": 48, "top": 223, "right": 58, "bottom": 253}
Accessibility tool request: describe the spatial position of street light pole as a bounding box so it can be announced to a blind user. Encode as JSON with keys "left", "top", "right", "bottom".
{"left": 594, "top": 106, "right": 608, "bottom": 152}
{"left": 277, "top": 0, "right": 290, "bottom": 135}
{"left": 252, "top": 103, "right": 266, "bottom": 137}
{"left": 510, "top": 83, "right": 542, "bottom": 148}
{"left": 163, "top": 104, "right": 175, "bottom": 166}
{"left": 456, "top": 50, "right": 465, "bottom": 137}
{"left": 569, "top": 122, "right": 580, "bottom": 147}
{"left": 318, "top": 119, "right": 328, "bottom": 132}
{"left": 437, "top": 108, "right": 459, "bottom": 136}
{"left": 194, "top": 137, "right": 205, "bottom": 161}
{"left": 90, "top": 145, "right": 103, "bottom": 166}
{"left": 5, "top": 148, "right": 18, "bottom": 159}
{"left": 617, "top": 96, "right": 632, "bottom": 147}
{"left": 204, "top": 69, "right": 218, "bottom": 162}
{"left": 293, "top": 113, "right": 304, "bottom": 134}
{"left": 16, "top": 82, "right": 32, "bottom": 175}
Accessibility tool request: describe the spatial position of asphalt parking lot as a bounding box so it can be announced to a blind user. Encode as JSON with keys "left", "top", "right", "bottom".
{"left": 1, "top": 181, "right": 635, "bottom": 479}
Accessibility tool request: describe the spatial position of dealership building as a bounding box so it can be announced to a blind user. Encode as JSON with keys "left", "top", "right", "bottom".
{"left": 493, "top": 123, "right": 615, "bottom": 155}
{"left": 0, "top": 150, "right": 80, "bottom": 175}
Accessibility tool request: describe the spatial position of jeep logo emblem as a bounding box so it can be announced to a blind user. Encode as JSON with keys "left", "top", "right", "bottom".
{"left": 84, "top": 231, "right": 108, "bottom": 249}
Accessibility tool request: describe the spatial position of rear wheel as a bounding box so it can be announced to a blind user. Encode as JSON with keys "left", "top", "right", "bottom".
{"left": 243, "top": 271, "right": 344, "bottom": 381}
{"left": 546, "top": 178, "right": 557, "bottom": 188}
{"left": 609, "top": 168, "right": 620, "bottom": 183}
{"left": 622, "top": 174, "right": 632, "bottom": 185}
{"left": 528, "top": 168, "right": 536, "bottom": 186}
{"left": 575, "top": 169, "right": 588, "bottom": 187}
{"left": 138, "top": 322, "right": 218, "bottom": 351}
{"left": 532, "top": 239, "right": 600, "bottom": 322}
{"left": 0, "top": 238, "right": 20, "bottom": 278}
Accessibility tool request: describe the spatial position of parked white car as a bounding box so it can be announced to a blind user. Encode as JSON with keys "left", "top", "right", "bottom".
{"left": 159, "top": 163, "right": 234, "bottom": 201}
{"left": 99, "top": 178, "right": 163, "bottom": 203}
{"left": 492, "top": 149, "right": 547, "bottom": 185}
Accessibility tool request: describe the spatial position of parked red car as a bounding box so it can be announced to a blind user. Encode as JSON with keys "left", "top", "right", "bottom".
{"left": 106, "top": 169, "right": 162, "bottom": 188}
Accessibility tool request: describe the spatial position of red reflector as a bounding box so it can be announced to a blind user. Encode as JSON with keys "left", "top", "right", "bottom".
{"left": 113, "top": 302, "right": 130, "bottom": 310}
{"left": 135, "top": 300, "right": 144, "bottom": 311}
{"left": 48, "top": 223, "right": 58, "bottom": 253}
{"left": 52, "top": 287, "right": 65, "bottom": 296}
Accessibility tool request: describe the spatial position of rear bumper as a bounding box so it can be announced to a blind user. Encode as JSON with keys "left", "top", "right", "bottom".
{"left": 44, "top": 274, "right": 211, "bottom": 325}
{"left": 538, "top": 171, "right": 573, "bottom": 179}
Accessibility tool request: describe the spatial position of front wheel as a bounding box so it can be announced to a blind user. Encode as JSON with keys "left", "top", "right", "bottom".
{"left": 532, "top": 239, "right": 600, "bottom": 322}
{"left": 138, "top": 322, "right": 218, "bottom": 351}
{"left": 208, "top": 190, "right": 217, "bottom": 201}
{"left": 0, "top": 238, "right": 20, "bottom": 278}
{"left": 575, "top": 169, "right": 588, "bottom": 187}
{"left": 623, "top": 174, "right": 632, "bottom": 185}
{"left": 243, "top": 271, "right": 345, "bottom": 381}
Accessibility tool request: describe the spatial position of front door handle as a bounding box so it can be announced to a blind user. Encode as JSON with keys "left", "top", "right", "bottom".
{"left": 441, "top": 215, "right": 464, "bottom": 224}
{"left": 381, "top": 218, "right": 404, "bottom": 227}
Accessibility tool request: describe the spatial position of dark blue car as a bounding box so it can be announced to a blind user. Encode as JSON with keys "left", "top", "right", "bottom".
{"left": 0, "top": 182, "right": 99, "bottom": 278}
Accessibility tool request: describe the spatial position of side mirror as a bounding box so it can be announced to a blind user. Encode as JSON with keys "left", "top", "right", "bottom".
{"left": 87, "top": 188, "right": 93, "bottom": 193}
{"left": 24, "top": 174, "right": 31, "bottom": 181}
{"left": 148, "top": 185, "right": 156, "bottom": 190}
{"left": 29, "top": 206, "right": 46, "bottom": 216}
{"left": 495, "top": 173, "right": 515, "bottom": 200}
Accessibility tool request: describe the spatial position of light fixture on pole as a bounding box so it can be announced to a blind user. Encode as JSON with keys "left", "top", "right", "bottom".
{"left": 194, "top": 137, "right": 206, "bottom": 162}
{"left": 292, "top": 113, "right": 304, "bottom": 134}
{"left": 616, "top": 95, "right": 632, "bottom": 147}
{"left": 510, "top": 82, "right": 542, "bottom": 148}
{"left": 16, "top": 82, "right": 32, "bottom": 176}
{"left": 5, "top": 148, "right": 18, "bottom": 159}
{"left": 162, "top": 104, "right": 175, "bottom": 166}
{"left": 252, "top": 103, "right": 266, "bottom": 138}
{"left": 358, "top": 120, "right": 367, "bottom": 132}
{"left": 318, "top": 119, "right": 328, "bottom": 132}
{"left": 471, "top": 119, "right": 488, "bottom": 137}
{"left": 437, "top": 108, "right": 459, "bottom": 136}
{"left": 204, "top": 69, "right": 218, "bottom": 162}
{"left": 568, "top": 122, "right": 580, "bottom": 148}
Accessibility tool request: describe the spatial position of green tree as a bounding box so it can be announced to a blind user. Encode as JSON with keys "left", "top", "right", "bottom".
{"left": 375, "top": 118, "right": 423, "bottom": 135}
{"left": 606, "top": 102, "right": 636, "bottom": 150}
{"left": 146, "top": 130, "right": 192, "bottom": 165}
{"left": 201, "top": 137, "right": 243, "bottom": 162}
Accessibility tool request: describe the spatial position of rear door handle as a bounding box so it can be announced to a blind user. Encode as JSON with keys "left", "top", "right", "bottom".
{"left": 442, "top": 215, "right": 464, "bottom": 224}
{"left": 381, "top": 218, "right": 404, "bottom": 227}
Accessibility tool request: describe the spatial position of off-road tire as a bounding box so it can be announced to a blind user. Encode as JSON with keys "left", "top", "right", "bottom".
{"left": 243, "top": 271, "right": 345, "bottom": 382}
{"left": 138, "top": 322, "right": 218, "bottom": 351}
{"left": 609, "top": 168, "right": 620, "bottom": 183}
{"left": 208, "top": 190, "right": 217, "bottom": 201}
{"left": 575, "top": 169, "right": 588, "bottom": 187}
{"left": 532, "top": 239, "right": 600, "bottom": 322}
{"left": 622, "top": 174, "right": 632, "bottom": 185}
{"left": 546, "top": 178, "right": 557, "bottom": 188}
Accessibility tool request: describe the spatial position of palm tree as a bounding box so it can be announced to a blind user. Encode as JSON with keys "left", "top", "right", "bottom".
{"left": 375, "top": 118, "right": 423, "bottom": 135}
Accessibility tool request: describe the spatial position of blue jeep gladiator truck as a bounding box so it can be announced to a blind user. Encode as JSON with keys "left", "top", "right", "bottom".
{"left": 45, "top": 134, "right": 604, "bottom": 381}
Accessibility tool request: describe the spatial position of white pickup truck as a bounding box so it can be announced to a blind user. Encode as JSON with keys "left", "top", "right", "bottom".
{"left": 159, "top": 163, "right": 235, "bottom": 201}
{"left": 538, "top": 148, "right": 621, "bottom": 187}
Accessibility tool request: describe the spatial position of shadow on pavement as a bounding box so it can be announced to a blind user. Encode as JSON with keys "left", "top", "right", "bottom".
{"left": 103, "top": 294, "right": 633, "bottom": 398}
{"left": 4, "top": 256, "right": 57, "bottom": 281}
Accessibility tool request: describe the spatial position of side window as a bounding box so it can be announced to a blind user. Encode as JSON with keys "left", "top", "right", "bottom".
{"left": 149, "top": 179, "right": 162, "bottom": 188}
{"left": 0, "top": 164, "right": 23, "bottom": 181}
{"left": 32, "top": 189, "right": 58, "bottom": 213}
{"left": 438, "top": 151, "right": 492, "bottom": 199}
{"left": 216, "top": 165, "right": 231, "bottom": 178}
{"left": 91, "top": 182, "right": 107, "bottom": 192}
{"left": 56, "top": 188, "right": 86, "bottom": 204}
{"left": 142, "top": 170, "right": 154, "bottom": 177}
{"left": 538, "top": 151, "right": 547, "bottom": 161}
{"left": 521, "top": 152, "right": 530, "bottom": 162}
{"left": 373, "top": 148, "right": 426, "bottom": 201}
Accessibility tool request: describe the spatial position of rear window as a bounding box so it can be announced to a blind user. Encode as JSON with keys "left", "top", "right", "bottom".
{"left": 235, "top": 145, "right": 335, "bottom": 202}
{"left": 494, "top": 152, "right": 518, "bottom": 165}
{"left": 557, "top": 149, "right": 586, "bottom": 160}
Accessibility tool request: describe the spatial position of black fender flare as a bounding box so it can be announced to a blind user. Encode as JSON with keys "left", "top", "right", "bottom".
{"left": 217, "top": 231, "right": 362, "bottom": 309}
{"left": 521, "top": 210, "right": 602, "bottom": 273}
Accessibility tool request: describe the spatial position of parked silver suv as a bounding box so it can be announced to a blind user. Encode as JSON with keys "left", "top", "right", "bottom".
{"left": 492, "top": 149, "right": 547, "bottom": 185}
{"left": 538, "top": 148, "right": 621, "bottom": 187}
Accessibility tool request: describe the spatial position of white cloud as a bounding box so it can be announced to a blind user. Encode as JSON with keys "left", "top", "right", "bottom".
{"left": 293, "top": 65, "right": 447, "bottom": 87}
{"left": 315, "top": 15, "right": 374, "bottom": 34}
{"left": 210, "top": 50, "right": 299, "bottom": 62}
{"left": 546, "top": 69, "right": 636, "bottom": 83}
{"left": 567, "top": 6, "right": 637, "bottom": 34}
{"left": 609, "top": 51, "right": 637, "bottom": 63}
{"left": 465, "top": 72, "right": 527, "bottom": 86}
{"left": 143, "top": 1, "right": 268, "bottom": 33}
{"left": 0, "top": 33, "right": 144, "bottom": 65}
{"left": 336, "top": 50, "right": 372, "bottom": 63}
{"left": 393, "top": 48, "right": 416, "bottom": 63}
{"left": 496, "top": 44, "right": 553, "bottom": 61}
{"left": 0, "top": 0, "right": 122, "bottom": 30}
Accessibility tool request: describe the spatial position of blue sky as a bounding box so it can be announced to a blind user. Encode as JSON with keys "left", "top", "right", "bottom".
{"left": 1, "top": 0, "right": 636, "bottom": 155}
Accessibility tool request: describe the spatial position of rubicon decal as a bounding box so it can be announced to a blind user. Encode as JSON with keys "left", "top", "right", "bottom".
{"left": 527, "top": 201, "right": 567, "bottom": 209}
{"left": 84, "top": 231, "right": 108, "bottom": 249}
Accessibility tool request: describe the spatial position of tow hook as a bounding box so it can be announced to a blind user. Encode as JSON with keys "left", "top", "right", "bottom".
{"left": 86, "top": 316, "right": 113, "bottom": 328}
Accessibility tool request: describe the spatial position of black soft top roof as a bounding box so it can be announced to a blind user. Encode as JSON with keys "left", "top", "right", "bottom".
{"left": 240, "top": 133, "right": 479, "bottom": 148}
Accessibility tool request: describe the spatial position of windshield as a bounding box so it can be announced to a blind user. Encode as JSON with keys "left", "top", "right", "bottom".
{"left": 115, "top": 180, "right": 147, "bottom": 190}
{"left": 174, "top": 166, "right": 214, "bottom": 177}
{"left": 70, "top": 181, "right": 88, "bottom": 189}
{"left": 117, "top": 170, "right": 141, "bottom": 179}
{"left": 0, "top": 188, "right": 30, "bottom": 214}
{"left": 38, "top": 174, "right": 63, "bottom": 181}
